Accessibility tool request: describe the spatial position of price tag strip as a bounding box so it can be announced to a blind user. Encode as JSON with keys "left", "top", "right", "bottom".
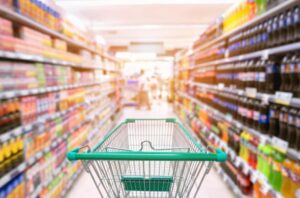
{"left": 274, "top": 92, "right": 293, "bottom": 106}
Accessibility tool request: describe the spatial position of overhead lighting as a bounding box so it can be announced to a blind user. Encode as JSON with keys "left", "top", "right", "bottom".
{"left": 57, "top": 0, "right": 237, "bottom": 7}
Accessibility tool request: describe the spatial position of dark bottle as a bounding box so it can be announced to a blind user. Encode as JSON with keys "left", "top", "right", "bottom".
{"left": 272, "top": 16, "right": 279, "bottom": 46}
{"left": 266, "top": 59, "right": 281, "bottom": 93}
{"left": 280, "top": 56, "right": 289, "bottom": 92}
{"left": 246, "top": 60, "right": 255, "bottom": 88}
{"left": 279, "top": 106, "right": 289, "bottom": 141}
{"left": 267, "top": 19, "right": 273, "bottom": 47}
{"left": 294, "top": 55, "right": 300, "bottom": 97}
{"left": 256, "top": 23, "right": 263, "bottom": 50}
{"left": 296, "top": 110, "right": 300, "bottom": 151}
{"left": 286, "top": 9, "right": 294, "bottom": 43}
{"left": 262, "top": 21, "right": 269, "bottom": 49}
{"left": 289, "top": 54, "right": 298, "bottom": 94}
{"left": 287, "top": 108, "right": 297, "bottom": 149}
{"left": 269, "top": 104, "right": 280, "bottom": 137}
{"left": 258, "top": 102, "right": 269, "bottom": 134}
{"left": 253, "top": 99, "right": 260, "bottom": 130}
{"left": 294, "top": 6, "right": 300, "bottom": 41}
{"left": 246, "top": 99, "right": 254, "bottom": 127}
{"left": 278, "top": 12, "right": 287, "bottom": 45}
{"left": 256, "top": 60, "right": 266, "bottom": 92}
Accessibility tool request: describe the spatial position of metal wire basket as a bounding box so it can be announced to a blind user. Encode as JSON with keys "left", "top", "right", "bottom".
{"left": 67, "top": 118, "right": 227, "bottom": 198}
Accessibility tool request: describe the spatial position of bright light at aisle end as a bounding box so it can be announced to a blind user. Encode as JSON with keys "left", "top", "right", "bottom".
{"left": 57, "top": 0, "right": 238, "bottom": 6}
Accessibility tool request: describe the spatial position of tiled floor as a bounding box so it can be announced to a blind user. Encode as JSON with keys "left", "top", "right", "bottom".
{"left": 66, "top": 101, "right": 235, "bottom": 198}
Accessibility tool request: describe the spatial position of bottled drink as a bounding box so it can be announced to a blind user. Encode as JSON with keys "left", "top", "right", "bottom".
{"left": 294, "top": 6, "right": 300, "bottom": 41}
{"left": 269, "top": 104, "right": 280, "bottom": 137}
{"left": 246, "top": 60, "right": 256, "bottom": 88}
{"left": 272, "top": 16, "right": 279, "bottom": 46}
{"left": 253, "top": 99, "right": 260, "bottom": 130}
{"left": 255, "top": 60, "right": 266, "bottom": 92}
{"left": 258, "top": 101, "right": 269, "bottom": 134}
{"left": 289, "top": 55, "right": 298, "bottom": 95}
{"left": 246, "top": 98, "right": 254, "bottom": 127}
{"left": 287, "top": 108, "right": 297, "bottom": 149}
{"left": 294, "top": 55, "right": 300, "bottom": 97}
{"left": 279, "top": 106, "right": 289, "bottom": 141}
{"left": 286, "top": 9, "right": 294, "bottom": 43}
{"left": 280, "top": 56, "right": 290, "bottom": 92}
{"left": 296, "top": 110, "right": 300, "bottom": 151}
{"left": 278, "top": 12, "right": 287, "bottom": 45}
{"left": 266, "top": 59, "right": 281, "bottom": 93}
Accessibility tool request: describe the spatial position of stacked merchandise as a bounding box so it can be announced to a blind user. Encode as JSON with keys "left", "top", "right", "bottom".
{"left": 0, "top": 1, "right": 124, "bottom": 198}
{"left": 174, "top": 1, "right": 300, "bottom": 198}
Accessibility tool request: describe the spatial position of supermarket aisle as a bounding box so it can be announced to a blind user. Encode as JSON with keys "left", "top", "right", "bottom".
{"left": 66, "top": 101, "right": 234, "bottom": 198}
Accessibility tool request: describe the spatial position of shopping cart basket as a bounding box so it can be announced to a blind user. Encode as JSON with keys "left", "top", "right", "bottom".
{"left": 67, "top": 118, "right": 227, "bottom": 198}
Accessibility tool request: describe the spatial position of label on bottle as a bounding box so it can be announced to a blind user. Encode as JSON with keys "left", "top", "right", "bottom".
{"left": 259, "top": 114, "right": 269, "bottom": 124}
{"left": 259, "top": 72, "right": 266, "bottom": 82}
{"left": 294, "top": 9, "right": 299, "bottom": 23}
{"left": 296, "top": 116, "right": 300, "bottom": 128}
{"left": 253, "top": 111, "right": 260, "bottom": 121}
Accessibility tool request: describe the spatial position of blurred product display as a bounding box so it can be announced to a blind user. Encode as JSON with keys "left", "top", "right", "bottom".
{"left": 175, "top": 0, "right": 300, "bottom": 198}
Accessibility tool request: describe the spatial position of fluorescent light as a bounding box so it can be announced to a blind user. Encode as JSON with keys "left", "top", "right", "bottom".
{"left": 57, "top": 0, "right": 237, "bottom": 7}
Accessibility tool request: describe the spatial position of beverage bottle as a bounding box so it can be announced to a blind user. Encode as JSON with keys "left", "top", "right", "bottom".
{"left": 294, "top": 6, "right": 300, "bottom": 41}
{"left": 281, "top": 159, "right": 293, "bottom": 198}
{"left": 286, "top": 55, "right": 294, "bottom": 93}
{"left": 290, "top": 162, "right": 300, "bottom": 198}
{"left": 246, "top": 98, "right": 254, "bottom": 127}
{"left": 258, "top": 101, "right": 269, "bottom": 134}
{"left": 287, "top": 108, "right": 297, "bottom": 149}
{"left": 290, "top": 54, "right": 299, "bottom": 96}
{"left": 246, "top": 60, "right": 255, "bottom": 88}
{"left": 256, "top": 60, "right": 266, "bottom": 92}
{"left": 280, "top": 56, "right": 289, "bottom": 92}
{"left": 271, "top": 16, "right": 279, "bottom": 47}
{"left": 286, "top": 9, "right": 294, "bottom": 43}
{"left": 266, "top": 59, "right": 281, "bottom": 93}
{"left": 278, "top": 12, "right": 287, "bottom": 45}
{"left": 296, "top": 110, "right": 300, "bottom": 151}
{"left": 262, "top": 21, "right": 269, "bottom": 49}
{"left": 279, "top": 106, "right": 289, "bottom": 141}
{"left": 253, "top": 99, "right": 260, "bottom": 130}
{"left": 269, "top": 104, "right": 280, "bottom": 137}
{"left": 295, "top": 55, "right": 300, "bottom": 97}
{"left": 269, "top": 151, "right": 285, "bottom": 192}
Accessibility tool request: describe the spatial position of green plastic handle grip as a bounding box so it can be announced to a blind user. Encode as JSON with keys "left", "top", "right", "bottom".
{"left": 67, "top": 146, "right": 227, "bottom": 162}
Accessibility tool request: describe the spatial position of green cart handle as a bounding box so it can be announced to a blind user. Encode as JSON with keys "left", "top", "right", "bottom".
{"left": 67, "top": 146, "right": 227, "bottom": 162}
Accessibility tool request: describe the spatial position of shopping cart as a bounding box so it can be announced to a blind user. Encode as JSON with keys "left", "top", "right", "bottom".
{"left": 67, "top": 118, "right": 227, "bottom": 198}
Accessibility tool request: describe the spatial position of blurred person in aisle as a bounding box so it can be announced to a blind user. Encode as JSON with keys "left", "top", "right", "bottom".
{"left": 150, "top": 76, "right": 158, "bottom": 100}
{"left": 137, "top": 69, "right": 151, "bottom": 110}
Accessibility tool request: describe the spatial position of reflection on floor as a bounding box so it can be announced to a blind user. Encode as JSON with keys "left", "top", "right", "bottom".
{"left": 66, "top": 101, "right": 235, "bottom": 198}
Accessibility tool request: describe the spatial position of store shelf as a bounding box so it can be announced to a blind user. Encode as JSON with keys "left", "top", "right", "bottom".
{"left": 0, "top": 79, "right": 117, "bottom": 100}
{"left": 29, "top": 160, "right": 68, "bottom": 198}
{"left": 182, "top": 40, "right": 300, "bottom": 71}
{"left": 0, "top": 100, "right": 114, "bottom": 189}
{"left": 214, "top": 165, "right": 249, "bottom": 198}
{"left": 176, "top": 91, "right": 300, "bottom": 161}
{"left": 189, "top": 0, "right": 297, "bottom": 55}
{"left": 0, "top": 6, "right": 119, "bottom": 61}
{"left": 175, "top": 103, "right": 283, "bottom": 198}
{"left": 0, "top": 50, "right": 121, "bottom": 71}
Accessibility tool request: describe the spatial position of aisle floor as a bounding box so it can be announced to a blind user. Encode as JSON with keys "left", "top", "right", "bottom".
{"left": 66, "top": 101, "right": 235, "bottom": 198}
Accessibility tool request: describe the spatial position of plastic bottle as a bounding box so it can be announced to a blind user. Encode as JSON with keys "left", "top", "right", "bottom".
{"left": 287, "top": 108, "right": 297, "bottom": 149}
{"left": 280, "top": 56, "right": 290, "bottom": 92}
{"left": 278, "top": 12, "right": 287, "bottom": 45}
{"left": 253, "top": 99, "right": 260, "bottom": 130}
{"left": 281, "top": 159, "right": 293, "bottom": 198}
{"left": 269, "top": 151, "right": 285, "bottom": 192}
{"left": 279, "top": 106, "right": 289, "bottom": 141}
{"left": 290, "top": 162, "right": 300, "bottom": 198}
{"left": 255, "top": 60, "right": 266, "bottom": 92}
{"left": 296, "top": 110, "right": 300, "bottom": 151}
{"left": 269, "top": 104, "right": 280, "bottom": 137}
{"left": 294, "top": 6, "right": 300, "bottom": 41}
{"left": 289, "top": 54, "right": 299, "bottom": 95}
{"left": 266, "top": 59, "right": 281, "bottom": 93}
{"left": 286, "top": 9, "right": 294, "bottom": 43}
{"left": 258, "top": 101, "right": 269, "bottom": 134}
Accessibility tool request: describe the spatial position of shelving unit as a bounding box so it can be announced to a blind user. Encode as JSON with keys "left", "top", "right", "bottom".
{"left": 174, "top": 1, "right": 300, "bottom": 198}
{"left": 0, "top": 2, "right": 124, "bottom": 197}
